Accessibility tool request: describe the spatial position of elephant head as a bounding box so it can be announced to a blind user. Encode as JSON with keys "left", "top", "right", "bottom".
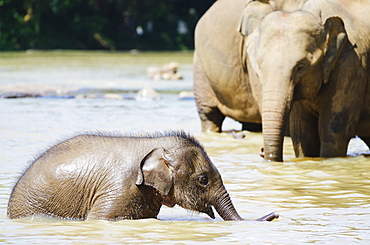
{"left": 136, "top": 143, "right": 244, "bottom": 221}
{"left": 239, "top": 10, "right": 351, "bottom": 161}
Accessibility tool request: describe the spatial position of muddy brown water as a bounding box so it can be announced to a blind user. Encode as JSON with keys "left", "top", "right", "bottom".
{"left": 0, "top": 51, "right": 369, "bottom": 244}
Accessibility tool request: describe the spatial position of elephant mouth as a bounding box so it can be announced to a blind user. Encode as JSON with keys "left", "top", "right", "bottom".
{"left": 205, "top": 205, "right": 215, "bottom": 219}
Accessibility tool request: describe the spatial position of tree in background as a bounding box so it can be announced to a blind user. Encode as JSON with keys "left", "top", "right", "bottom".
{"left": 0, "top": 0, "right": 215, "bottom": 50}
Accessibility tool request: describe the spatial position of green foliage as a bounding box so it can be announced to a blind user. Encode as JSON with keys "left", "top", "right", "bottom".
{"left": 0, "top": 0, "right": 215, "bottom": 50}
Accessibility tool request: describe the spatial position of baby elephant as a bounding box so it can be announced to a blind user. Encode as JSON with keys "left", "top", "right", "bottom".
{"left": 7, "top": 131, "right": 278, "bottom": 221}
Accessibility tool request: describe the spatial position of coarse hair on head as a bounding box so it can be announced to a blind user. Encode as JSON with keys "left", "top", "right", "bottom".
{"left": 69, "top": 129, "right": 205, "bottom": 149}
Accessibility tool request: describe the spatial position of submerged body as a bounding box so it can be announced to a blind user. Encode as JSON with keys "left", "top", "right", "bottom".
{"left": 8, "top": 131, "right": 278, "bottom": 221}
{"left": 9, "top": 134, "right": 163, "bottom": 220}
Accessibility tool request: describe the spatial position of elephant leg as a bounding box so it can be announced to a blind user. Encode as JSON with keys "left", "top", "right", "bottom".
{"left": 290, "top": 102, "right": 320, "bottom": 157}
{"left": 242, "top": 122, "right": 262, "bottom": 132}
{"left": 87, "top": 198, "right": 126, "bottom": 220}
{"left": 193, "top": 55, "right": 225, "bottom": 132}
{"left": 319, "top": 110, "right": 357, "bottom": 158}
{"left": 87, "top": 197, "right": 147, "bottom": 220}
{"left": 318, "top": 62, "right": 366, "bottom": 157}
{"left": 319, "top": 135, "right": 351, "bottom": 158}
{"left": 198, "top": 106, "right": 225, "bottom": 132}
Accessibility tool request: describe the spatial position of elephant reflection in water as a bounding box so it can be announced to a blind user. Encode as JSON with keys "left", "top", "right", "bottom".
{"left": 7, "top": 131, "right": 277, "bottom": 221}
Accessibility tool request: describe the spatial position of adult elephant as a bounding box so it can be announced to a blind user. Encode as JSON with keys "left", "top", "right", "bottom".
{"left": 194, "top": 0, "right": 263, "bottom": 133}
{"left": 193, "top": 0, "right": 306, "bottom": 133}
{"left": 239, "top": 0, "right": 370, "bottom": 161}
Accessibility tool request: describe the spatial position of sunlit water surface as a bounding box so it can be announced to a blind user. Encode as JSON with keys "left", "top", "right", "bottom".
{"left": 1, "top": 51, "right": 370, "bottom": 244}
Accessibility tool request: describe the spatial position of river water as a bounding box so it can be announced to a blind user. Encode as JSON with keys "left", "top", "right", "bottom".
{"left": 1, "top": 51, "right": 370, "bottom": 244}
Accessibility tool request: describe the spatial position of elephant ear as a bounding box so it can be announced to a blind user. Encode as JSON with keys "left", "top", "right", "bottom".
{"left": 238, "top": 1, "right": 272, "bottom": 75}
{"left": 245, "top": 30, "right": 262, "bottom": 78}
{"left": 238, "top": 0, "right": 273, "bottom": 37}
{"left": 136, "top": 148, "right": 173, "bottom": 197}
{"left": 323, "top": 16, "right": 348, "bottom": 84}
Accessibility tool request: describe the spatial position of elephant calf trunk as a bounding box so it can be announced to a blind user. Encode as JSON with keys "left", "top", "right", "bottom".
{"left": 213, "top": 192, "right": 244, "bottom": 221}
{"left": 213, "top": 191, "right": 278, "bottom": 221}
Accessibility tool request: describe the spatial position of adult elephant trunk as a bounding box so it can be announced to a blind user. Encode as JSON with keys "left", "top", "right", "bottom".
{"left": 212, "top": 188, "right": 243, "bottom": 221}
{"left": 262, "top": 77, "right": 293, "bottom": 162}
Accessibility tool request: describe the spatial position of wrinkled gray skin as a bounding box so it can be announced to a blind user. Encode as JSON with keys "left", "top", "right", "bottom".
{"left": 7, "top": 131, "right": 278, "bottom": 221}
{"left": 193, "top": 0, "right": 262, "bottom": 133}
{"left": 193, "top": 0, "right": 306, "bottom": 133}
{"left": 240, "top": 0, "right": 370, "bottom": 161}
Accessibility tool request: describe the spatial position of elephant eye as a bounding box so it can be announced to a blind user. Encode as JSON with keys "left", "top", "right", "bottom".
{"left": 296, "top": 64, "right": 305, "bottom": 73}
{"left": 198, "top": 174, "right": 208, "bottom": 186}
{"left": 294, "top": 61, "right": 307, "bottom": 78}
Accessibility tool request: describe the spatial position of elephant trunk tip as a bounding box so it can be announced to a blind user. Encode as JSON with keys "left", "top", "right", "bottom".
{"left": 256, "top": 212, "right": 279, "bottom": 222}
{"left": 260, "top": 147, "right": 283, "bottom": 161}
{"left": 263, "top": 145, "right": 283, "bottom": 162}
{"left": 265, "top": 153, "right": 283, "bottom": 162}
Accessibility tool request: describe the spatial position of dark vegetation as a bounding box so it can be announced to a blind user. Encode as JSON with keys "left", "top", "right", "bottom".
{"left": 0, "top": 0, "right": 215, "bottom": 50}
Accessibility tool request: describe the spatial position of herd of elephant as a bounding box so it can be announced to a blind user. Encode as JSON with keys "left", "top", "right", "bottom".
{"left": 7, "top": 0, "right": 370, "bottom": 222}
{"left": 194, "top": 0, "right": 370, "bottom": 162}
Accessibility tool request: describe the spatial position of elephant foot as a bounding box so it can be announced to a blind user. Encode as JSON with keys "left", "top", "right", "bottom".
{"left": 255, "top": 212, "right": 279, "bottom": 221}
